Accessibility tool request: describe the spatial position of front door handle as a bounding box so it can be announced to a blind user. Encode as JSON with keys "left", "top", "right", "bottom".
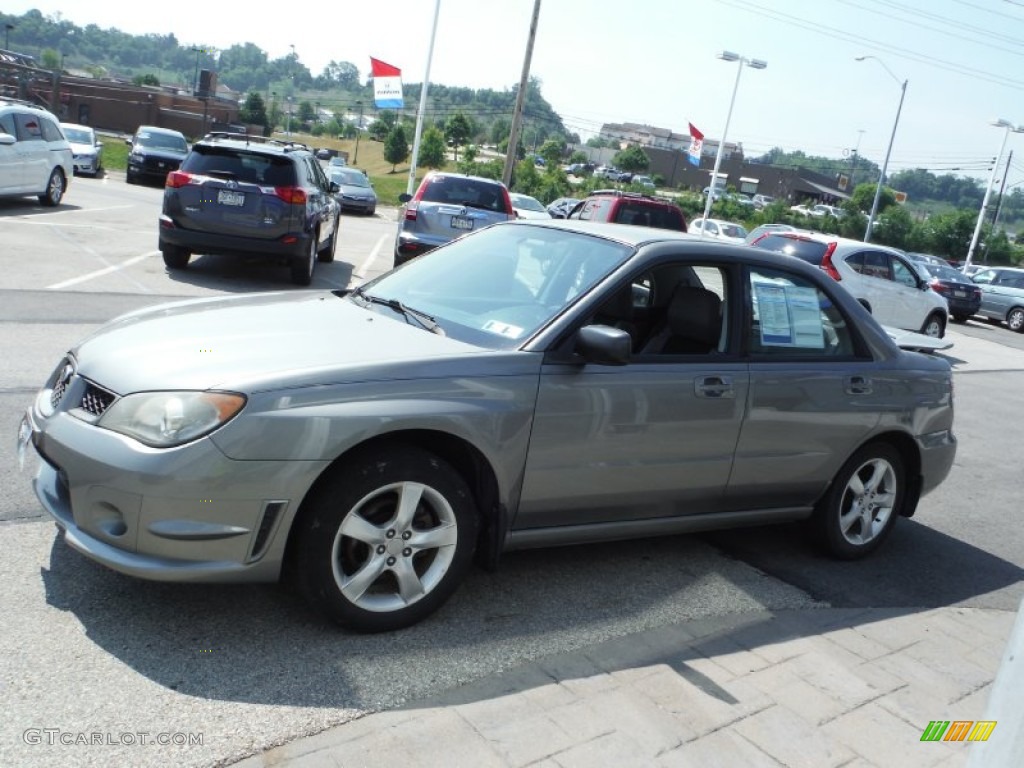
{"left": 695, "top": 375, "right": 734, "bottom": 398}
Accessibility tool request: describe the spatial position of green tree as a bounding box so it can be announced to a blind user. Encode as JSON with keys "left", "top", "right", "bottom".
{"left": 851, "top": 182, "right": 896, "bottom": 214}
{"left": 383, "top": 124, "right": 409, "bottom": 172}
{"left": 132, "top": 73, "right": 160, "bottom": 86}
{"left": 238, "top": 91, "right": 269, "bottom": 132}
{"left": 41, "top": 48, "right": 61, "bottom": 69}
{"left": 569, "top": 150, "right": 588, "bottom": 165}
{"left": 872, "top": 205, "right": 914, "bottom": 248}
{"left": 538, "top": 138, "right": 564, "bottom": 169}
{"left": 444, "top": 112, "right": 471, "bottom": 162}
{"left": 298, "top": 100, "right": 316, "bottom": 126}
{"left": 612, "top": 145, "right": 649, "bottom": 174}
{"left": 419, "top": 126, "right": 447, "bottom": 169}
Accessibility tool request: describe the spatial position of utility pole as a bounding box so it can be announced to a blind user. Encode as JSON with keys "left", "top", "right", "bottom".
{"left": 502, "top": 0, "right": 542, "bottom": 187}
{"left": 981, "top": 149, "right": 1013, "bottom": 264}
{"left": 354, "top": 100, "right": 364, "bottom": 164}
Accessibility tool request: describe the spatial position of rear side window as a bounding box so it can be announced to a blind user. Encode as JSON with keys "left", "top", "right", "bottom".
{"left": 14, "top": 113, "right": 43, "bottom": 142}
{"left": 613, "top": 202, "right": 684, "bottom": 230}
{"left": 420, "top": 176, "right": 505, "bottom": 212}
{"left": 753, "top": 235, "right": 827, "bottom": 266}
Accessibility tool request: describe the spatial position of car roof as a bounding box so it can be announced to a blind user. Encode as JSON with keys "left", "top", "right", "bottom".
{"left": 193, "top": 132, "right": 312, "bottom": 155}
{"left": 136, "top": 125, "right": 185, "bottom": 136}
{"left": 423, "top": 170, "right": 506, "bottom": 186}
{"left": 771, "top": 230, "right": 903, "bottom": 253}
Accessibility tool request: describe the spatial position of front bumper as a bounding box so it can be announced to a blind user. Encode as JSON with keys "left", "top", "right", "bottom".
{"left": 72, "top": 156, "right": 100, "bottom": 175}
{"left": 21, "top": 388, "right": 326, "bottom": 583}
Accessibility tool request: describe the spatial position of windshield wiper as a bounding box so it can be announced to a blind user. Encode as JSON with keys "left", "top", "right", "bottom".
{"left": 350, "top": 287, "right": 444, "bottom": 335}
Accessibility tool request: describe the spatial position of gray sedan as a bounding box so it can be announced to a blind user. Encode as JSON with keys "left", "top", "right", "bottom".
{"left": 19, "top": 221, "right": 957, "bottom": 632}
{"left": 328, "top": 167, "right": 377, "bottom": 216}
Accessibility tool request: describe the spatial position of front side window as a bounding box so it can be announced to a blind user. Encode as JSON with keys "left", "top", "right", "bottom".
{"left": 892, "top": 258, "right": 920, "bottom": 287}
{"left": 747, "top": 267, "right": 858, "bottom": 358}
{"left": 39, "top": 117, "right": 63, "bottom": 143}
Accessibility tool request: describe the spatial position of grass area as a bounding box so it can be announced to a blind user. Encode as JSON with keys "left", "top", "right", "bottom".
{"left": 99, "top": 131, "right": 423, "bottom": 206}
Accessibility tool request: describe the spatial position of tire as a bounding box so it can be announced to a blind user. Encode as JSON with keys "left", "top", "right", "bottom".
{"left": 317, "top": 217, "right": 338, "bottom": 263}
{"left": 1008, "top": 307, "right": 1024, "bottom": 333}
{"left": 126, "top": 172, "right": 136, "bottom": 185}
{"left": 38, "top": 168, "right": 65, "bottom": 206}
{"left": 921, "top": 312, "right": 945, "bottom": 338}
{"left": 367, "top": 207, "right": 376, "bottom": 217}
{"left": 812, "top": 442, "right": 905, "bottom": 560}
{"left": 292, "top": 445, "right": 478, "bottom": 632}
{"left": 291, "top": 235, "right": 317, "bottom": 286}
{"left": 161, "top": 246, "right": 190, "bottom": 270}
{"left": 951, "top": 314, "right": 968, "bottom": 324}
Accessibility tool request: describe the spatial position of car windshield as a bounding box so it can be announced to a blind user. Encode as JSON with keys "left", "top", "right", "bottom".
{"left": 138, "top": 132, "right": 187, "bottom": 151}
{"left": 331, "top": 169, "right": 370, "bottom": 187}
{"left": 510, "top": 194, "right": 546, "bottom": 212}
{"left": 926, "top": 264, "right": 966, "bottom": 281}
{"left": 352, "top": 223, "right": 632, "bottom": 349}
{"left": 722, "top": 223, "right": 748, "bottom": 238}
{"left": 62, "top": 127, "right": 92, "bottom": 143}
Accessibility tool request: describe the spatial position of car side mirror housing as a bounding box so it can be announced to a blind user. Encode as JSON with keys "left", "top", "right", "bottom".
{"left": 329, "top": 181, "right": 339, "bottom": 193}
{"left": 398, "top": 193, "right": 412, "bottom": 204}
{"left": 575, "top": 325, "right": 631, "bottom": 366}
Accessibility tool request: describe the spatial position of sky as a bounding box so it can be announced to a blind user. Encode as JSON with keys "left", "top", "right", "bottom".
{"left": 6, "top": 0, "right": 1024, "bottom": 190}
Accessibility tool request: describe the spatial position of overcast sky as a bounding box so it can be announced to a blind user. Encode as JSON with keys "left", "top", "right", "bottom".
{"left": 7, "top": 0, "right": 1024, "bottom": 188}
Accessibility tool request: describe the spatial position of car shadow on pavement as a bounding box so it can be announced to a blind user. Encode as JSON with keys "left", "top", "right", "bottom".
{"left": 160, "top": 254, "right": 355, "bottom": 293}
{"left": 38, "top": 518, "right": 1022, "bottom": 710}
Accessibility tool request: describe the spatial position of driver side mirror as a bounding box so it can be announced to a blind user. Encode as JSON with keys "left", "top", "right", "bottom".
{"left": 398, "top": 193, "right": 412, "bottom": 204}
{"left": 574, "top": 325, "right": 631, "bottom": 366}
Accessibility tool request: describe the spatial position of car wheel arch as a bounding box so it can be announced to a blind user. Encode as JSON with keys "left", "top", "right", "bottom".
{"left": 816, "top": 432, "right": 923, "bottom": 519}
{"left": 283, "top": 429, "right": 505, "bottom": 579}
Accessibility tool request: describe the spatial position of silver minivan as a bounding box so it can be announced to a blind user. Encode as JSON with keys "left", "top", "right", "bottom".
{"left": 972, "top": 266, "right": 1024, "bottom": 332}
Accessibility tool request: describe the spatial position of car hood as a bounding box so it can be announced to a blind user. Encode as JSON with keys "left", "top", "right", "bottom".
{"left": 134, "top": 145, "right": 187, "bottom": 159}
{"left": 68, "top": 141, "right": 97, "bottom": 154}
{"left": 71, "top": 292, "right": 495, "bottom": 394}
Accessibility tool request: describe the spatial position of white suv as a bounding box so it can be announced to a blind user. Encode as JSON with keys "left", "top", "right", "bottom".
{"left": 0, "top": 99, "right": 73, "bottom": 206}
{"left": 750, "top": 231, "right": 949, "bottom": 337}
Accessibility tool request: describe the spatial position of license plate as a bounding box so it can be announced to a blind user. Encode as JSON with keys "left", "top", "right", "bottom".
{"left": 451, "top": 215, "right": 474, "bottom": 231}
{"left": 157, "top": 161, "right": 167, "bottom": 169}
{"left": 218, "top": 190, "right": 245, "bottom": 207}
{"left": 17, "top": 414, "right": 31, "bottom": 471}
{"left": 953, "top": 289, "right": 966, "bottom": 298}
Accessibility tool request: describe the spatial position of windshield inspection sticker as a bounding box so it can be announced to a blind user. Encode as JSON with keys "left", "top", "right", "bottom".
{"left": 754, "top": 283, "right": 825, "bottom": 349}
{"left": 482, "top": 319, "right": 524, "bottom": 339}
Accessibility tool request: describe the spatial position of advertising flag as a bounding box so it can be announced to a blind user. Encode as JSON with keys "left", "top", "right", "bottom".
{"left": 370, "top": 57, "right": 404, "bottom": 109}
{"left": 687, "top": 123, "right": 704, "bottom": 166}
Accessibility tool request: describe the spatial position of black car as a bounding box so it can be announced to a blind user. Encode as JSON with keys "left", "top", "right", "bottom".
{"left": 919, "top": 262, "right": 982, "bottom": 323}
{"left": 158, "top": 132, "right": 341, "bottom": 285}
{"left": 125, "top": 126, "right": 189, "bottom": 185}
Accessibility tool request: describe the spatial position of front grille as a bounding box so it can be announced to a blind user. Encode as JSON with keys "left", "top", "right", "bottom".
{"left": 80, "top": 383, "right": 116, "bottom": 417}
{"left": 49, "top": 359, "right": 75, "bottom": 409}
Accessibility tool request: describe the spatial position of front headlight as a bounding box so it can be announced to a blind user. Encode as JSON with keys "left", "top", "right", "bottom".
{"left": 97, "top": 391, "right": 246, "bottom": 448}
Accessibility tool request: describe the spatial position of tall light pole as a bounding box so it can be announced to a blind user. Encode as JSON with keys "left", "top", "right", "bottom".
{"left": 964, "top": 119, "right": 1024, "bottom": 270}
{"left": 353, "top": 100, "right": 363, "bottom": 164}
{"left": 855, "top": 56, "right": 906, "bottom": 243}
{"left": 698, "top": 51, "right": 767, "bottom": 239}
{"left": 406, "top": 0, "right": 442, "bottom": 196}
{"left": 191, "top": 46, "right": 202, "bottom": 95}
{"left": 4, "top": 23, "right": 13, "bottom": 51}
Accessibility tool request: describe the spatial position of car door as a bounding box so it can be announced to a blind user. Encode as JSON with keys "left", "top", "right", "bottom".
{"left": 305, "top": 155, "right": 337, "bottom": 246}
{"left": 13, "top": 111, "right": 50, "bottom": 192}
{"left": 0, "top": 111, "right": 20, "bottom": 192}
{"left": 843, "top": 249, "right": 898, "bottom": 325}
{"left": 727, "top": 264, "right": 881, "bottom": 509}
{"left": 516, "top": 261, "right": 750, "bottom": 529}
{"left": 984, "top": 271, "right": 1024, "bottom": 320}
{"left": 972, "top": 269, "right": 1006, "bottom": 318}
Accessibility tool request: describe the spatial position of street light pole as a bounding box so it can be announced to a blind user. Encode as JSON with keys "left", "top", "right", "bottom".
{"left": 4, "top": 23, "right": 13, "bottom": 51}
{"left": 964, "top": 120, "right": 1023, "bottom": 271}
{"left": 191, "top": 46, "right": 201, "bottom": 95}
{"left": 855, "top": 56, "right": 906, "bottom": 243}
{"left": 698, "top": 51, "right": 767, "bottom": 239}
{"left": 354, "top": 100, "right": 363, "bottom": 164}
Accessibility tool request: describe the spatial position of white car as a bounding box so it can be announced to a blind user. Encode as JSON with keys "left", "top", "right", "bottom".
{"left": 0, "top": 99, "right": 73, "bottom": 206}
{"left": 509, "top": 192, "right": 552, "bottom": 220}
{"left": 750, "top": 231, "right": 949, "bottom": 338}
{"left": 688, "top": 218, "right": 748, "bottom": 243}
{"left": 60, "top": 122, "right": 103, "bottom": 176}
{"left": 810, "top": 204, "right": 845, "bottom": 218}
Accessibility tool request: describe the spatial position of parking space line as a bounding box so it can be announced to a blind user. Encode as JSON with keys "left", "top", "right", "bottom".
{"left": 46, "top": 251, "right": 158, "bottom": 290}
{"left": 353, "top": 234, "right": 390, "bottom": 282}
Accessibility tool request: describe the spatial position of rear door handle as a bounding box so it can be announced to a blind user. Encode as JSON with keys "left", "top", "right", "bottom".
{"left": 695, "top": 375, "right": 734, "bottom": 398}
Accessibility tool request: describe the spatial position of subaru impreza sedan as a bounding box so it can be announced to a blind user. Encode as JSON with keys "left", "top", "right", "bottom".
{"left": 19, "top": 221, "right": 957, "bottom": 633}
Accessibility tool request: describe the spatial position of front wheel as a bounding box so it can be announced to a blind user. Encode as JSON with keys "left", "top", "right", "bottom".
{"left": 291, "top": 445, "right": 478, "bottom": 632}
{"left": 1007, "top": 307, "right": 1024, "bottom": 333}
{"left": 39, "top": 168, "right": 65, "bottom": 206}
{"left": 812, "top": 442, "right": 905, "bottom": 560}
{"left": 921, "top": 312, "right": 946, "bottom": 338}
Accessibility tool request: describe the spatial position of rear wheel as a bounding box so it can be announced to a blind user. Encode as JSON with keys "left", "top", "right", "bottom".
{"left": 317, "top": 217, "right": 338, "bottom": 263}
{"left": 1008, "top": 307, "right": 1024, "bottom": 333}
{"left": 812, "top": 442, "right": 904, "bottom": 559}
{"left": 291, "top": 235, "right": 317, "bottom": 286}
{"left": 39, "top": 168, "right": 65, "bottom": 206}
{"left": 161, "top": 246, "right": 190, "bottom": 270}
{"left": 921, "top": 312, "right": 945, "bottom": 338}
{"left": 291, "top": 445, "right": 478, "bottom": 632}
{"left": 951, "top": 314, "right": 969, "bottom": 324}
